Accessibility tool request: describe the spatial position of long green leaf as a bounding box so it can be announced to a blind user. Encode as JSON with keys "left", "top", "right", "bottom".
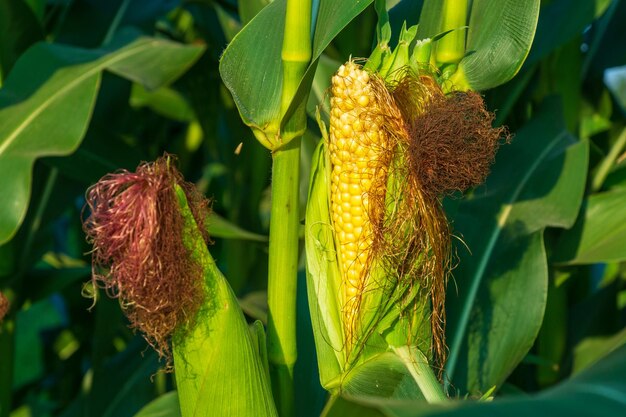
{"left": 414, "top": 0, "right": 443, "bottom": 41}
{"left": 0, "top": 37, "right": 204, "bottom": 244}
{"left": 553, "top": 187, "right": 626, "bottom": 264}
{"left": 445, "top": 101, "right": 589, "bottom": 394}
{"left": 415, "top": 0, "right": 539, "bottom": 90}
{"left": 207, "top": 212, "right": 268, "bottom": 242}
{"left": 173, "top": 186, "right": 277, "bottom": 417}
{"left": 328, "top": 346, "right": 626, "bottom": 417}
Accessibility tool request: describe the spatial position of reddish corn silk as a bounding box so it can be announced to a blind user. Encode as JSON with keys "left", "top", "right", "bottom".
{"left": 83, "top": 156, "right": 210, "bottom": 362}
{"left": 0, "top": 291, "right": 9, "bottom": 321}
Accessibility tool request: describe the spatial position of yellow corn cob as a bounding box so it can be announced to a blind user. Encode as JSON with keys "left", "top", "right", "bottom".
{"left": 329, "top": 61, "right": 387, "bottom": 341}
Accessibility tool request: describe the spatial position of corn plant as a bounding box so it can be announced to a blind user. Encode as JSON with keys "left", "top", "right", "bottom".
{"left": 2, "top": 1, "right": 626, "bottom": 417}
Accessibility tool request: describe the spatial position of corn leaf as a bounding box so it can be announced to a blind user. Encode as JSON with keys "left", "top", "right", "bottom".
{"left": 453, "top": 0, "right": 540, "bottom": 90}
{"left": 207, "top": 212, "right": 268, "bottom": 242}
{"left": 219, "top": 0, "right": 374, "bottom": 144}
{"left": 173, "top": 186, "right": 277, "bottom": 417}
{"left": 326, "top": 345, "right": 626, "bottom": 417}
{"left": 445, "top": 100, "right": 589, "bottom": 394}
{"left": 553, "top": 187, "right": 626, "bottom": 264}
{"left": 239, "top": 0, "right": 272, "bottom": 25}
{"left": 415, "top": 0, "right": 539, "bottom": 90}
{"left": 573, "top": 327, "right": 626, "bottom": 375}
{"left": 0, "top": 37, "right": 204, "bottom": 245}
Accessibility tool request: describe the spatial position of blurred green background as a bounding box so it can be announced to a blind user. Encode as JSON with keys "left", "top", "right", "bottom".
{"left": 1, "top": 0, "right": 625, "bottom": 416}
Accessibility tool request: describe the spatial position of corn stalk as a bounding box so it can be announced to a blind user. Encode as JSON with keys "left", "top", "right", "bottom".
{"left": 266, "top": 1, "right": 312, "bottom": 416}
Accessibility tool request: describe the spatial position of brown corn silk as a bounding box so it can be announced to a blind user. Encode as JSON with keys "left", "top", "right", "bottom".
{"left": 83, "top": 156, "right": 211, "bottom": 363}
{"left": 0, "top": 292, "right": 8, "bottom": 322}
{"left": 328, "top": 61, "right": 507, "bottom": 367}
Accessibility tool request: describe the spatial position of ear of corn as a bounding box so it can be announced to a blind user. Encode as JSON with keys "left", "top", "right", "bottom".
{"left": 307, "top": 9, "right": 505, "bottom": 392}
{"left": 173, "top": 185, "right": 278, "bottom": 417}
{"left": 329, "top": 61, "right": 387, "bottom": 345}
{"left": 306, "top": 70, "right": 437, "bottom": 388}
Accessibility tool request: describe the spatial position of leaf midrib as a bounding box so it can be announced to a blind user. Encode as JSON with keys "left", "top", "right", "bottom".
{"left": 445, "top": 131, "right": 567, "bottom": 381}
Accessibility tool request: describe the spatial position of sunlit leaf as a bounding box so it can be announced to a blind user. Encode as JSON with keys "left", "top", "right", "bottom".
{"left": 0, "top": 37, "right": 204, "bottom": 244}
{"left": 415, "top": 0, "right": 539, "bottom": 90}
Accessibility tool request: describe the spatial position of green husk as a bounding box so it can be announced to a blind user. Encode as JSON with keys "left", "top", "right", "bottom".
{"left": 173, "top": 185, "right": 277, "bottom": 417}
{"left": 305, "top": 139, "right": 344, "bottom": 388}
{"left": 305, "top": 136, "right": 438, "bottom": 397}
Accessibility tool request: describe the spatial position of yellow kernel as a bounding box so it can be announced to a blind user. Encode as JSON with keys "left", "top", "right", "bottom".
{"left": 348, "top": 184, "right": 360, "bottom": 195}
{"left": 340, "top": 112, "right": 355, "bottom": 125}
{"left": 355, "top": 145, "right": 368, "bottom": 157}
{"left": 351, "top": 205, "right": 363, "bottom": 217}
{"left": 339, "top": 100, "right": 354, "bottom": 111}
{"left": 357, "top": 95, "right": 370, "bottom": 107}
{"left": 353, "top": 119, "right": 363, "bottom": 132}
{"left": 345, "top": 286, "right": 358, "bottom": 296}
{"left": 345, "top": 251, "right": 357, "bottom": 262}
